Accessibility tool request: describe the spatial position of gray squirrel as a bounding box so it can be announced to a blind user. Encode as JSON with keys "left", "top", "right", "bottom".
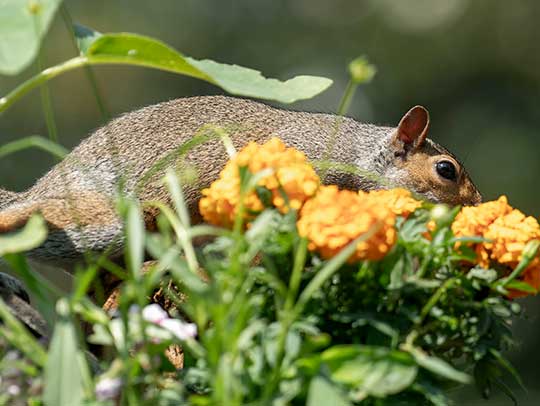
{"left": 0, "top": 96, "right": 481, "bottom": 268}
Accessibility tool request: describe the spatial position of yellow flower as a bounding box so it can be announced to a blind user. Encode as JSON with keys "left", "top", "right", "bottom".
{"left": 297, "top": 186, "right": 397, "bottom": 262}
{"left": 360, "top": 188, "right": 422, "bottom": 218}
{"left": 452, "top": 196, "right": 540, "bottom": 296}
{"left": 199, "top": 138, "right": 320, "bottom": 227}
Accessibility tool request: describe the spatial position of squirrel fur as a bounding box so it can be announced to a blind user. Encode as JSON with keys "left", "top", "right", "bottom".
{"left": 0, "top": 95, "right": 481, "bottom": 268}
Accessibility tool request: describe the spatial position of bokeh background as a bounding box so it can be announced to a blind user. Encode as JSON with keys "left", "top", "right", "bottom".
{"left": 1, "top": 0, "right": 539, "bottom": 403}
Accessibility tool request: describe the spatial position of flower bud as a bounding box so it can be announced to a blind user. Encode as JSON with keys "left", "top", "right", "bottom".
{"left": 348, "top": 57, "right": 376, "bottom": 84}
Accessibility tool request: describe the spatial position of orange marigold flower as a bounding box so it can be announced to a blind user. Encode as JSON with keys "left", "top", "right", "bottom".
{"left": 297, "top": 186, "right": 397, "bottom": 262}
{"left": 452, "top": 196, "right": 540, "bottom": 296}
{"left": 360, "top": 188, "right": 422, "bottom": 218}
{"left": 452, "top": 196, "right": 512, "bottom": 239}
{"left": 199, "top": 138, "right": 320, "bottom": 227}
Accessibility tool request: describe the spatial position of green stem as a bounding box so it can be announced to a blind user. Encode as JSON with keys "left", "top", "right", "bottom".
{"left": 292, "top": 227, "right": 378, "bottom": 320}
{"left": 0, "top": 56, "right": 88, "bottom": 114}
{"left": 284, "top": 238, "right": 308, "bottom": 311}
{"left": 60, "top": 4, "right": 110, "bottom": 121}
{"left": 261, "top": 238, "right": 308, "bottom": 402}
{"left": 320, "top": 79, "right": 359, "bottom": 182}
{"left": 33, "top": 12, "right": 58, "bottom": 143}
{"left": 337, "top": 79, "right": 358, "bottom": 116}
{"left": 499, "top": 240, "right": 540, "bottom": 288}
{"left": 416, "top": 278, "right": 457, "bottom": 326}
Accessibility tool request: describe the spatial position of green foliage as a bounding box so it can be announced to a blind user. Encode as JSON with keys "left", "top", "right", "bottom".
{"left": 0, "top": 23, "right": 332, "bottom": 112}
{"left": 0, "top": 7, "right": 529, "bottom": 406}
{"left": 43, "top": 300, "right": 86, "bottom": 406}
{"left": 0, "top": 169, "right": 526, "bottom": 405}
{"left": 0, "top": 0, "right": 63, "bottom": 74}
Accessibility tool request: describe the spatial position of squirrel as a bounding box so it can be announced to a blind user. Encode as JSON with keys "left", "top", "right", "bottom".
{"left": 0, "top": 95, "right": 481, "bottom": 268}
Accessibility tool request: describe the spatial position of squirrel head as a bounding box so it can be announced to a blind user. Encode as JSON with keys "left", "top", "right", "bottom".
{"left": 384, "top": 106, "right": 482, "bottom": 206}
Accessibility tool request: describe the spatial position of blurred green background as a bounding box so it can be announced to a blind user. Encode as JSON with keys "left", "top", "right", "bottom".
{"left": 1, "top": 0, "right": 539, "bottom": 403}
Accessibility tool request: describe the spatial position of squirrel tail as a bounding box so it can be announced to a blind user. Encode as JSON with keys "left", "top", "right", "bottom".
{"left": 0, "top": 192, "right": 126, "bottom": 263}
{"left": 0, "top": 192, "right": 120, "bottom": 233}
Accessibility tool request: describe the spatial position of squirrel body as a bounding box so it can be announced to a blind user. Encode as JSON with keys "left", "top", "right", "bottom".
{"left": 0, "top": 96, "right": 481, "bottom": 267}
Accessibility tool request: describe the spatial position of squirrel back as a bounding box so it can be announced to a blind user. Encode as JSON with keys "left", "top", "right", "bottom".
{"left": 0, "top": 96, "right": 481, "bottom": 266}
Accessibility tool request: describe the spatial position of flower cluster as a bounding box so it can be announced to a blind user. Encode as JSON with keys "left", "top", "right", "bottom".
{"left": 197, "top": 139, "right": 540, "bottom": 297}
{"left": 453, "top": 196, "right": 540, "bottom": 295}
{"left": 297, "top": 186, "right": 398, "bottom": 261}
{"left": 199, "top": 138, "right": 320, "bottom": 227}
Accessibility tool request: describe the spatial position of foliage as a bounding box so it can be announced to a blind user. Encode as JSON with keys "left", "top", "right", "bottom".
{"left": 0, "top": 3, "right": 535, "bottom": 406}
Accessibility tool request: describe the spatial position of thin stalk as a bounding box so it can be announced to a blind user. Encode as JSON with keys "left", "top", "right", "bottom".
{"left": 261, "top": 238, "right": 308, "bottom": 402}
{"left": 292, "top": 226, "right": 379, "bottom": 320}
{"left": 60, "top": 4, "right": 110, "bottom": 121}
{"left": 416, "top": 278, "right": 457, "bottom": 326}
{"left": 0, "top": 56, "right": 88, "bottom": 113}
{"left": 337, "top": 79, "right": 357, "bottom": 116}
{"left": 33, "top": 13, "right": 58, "bottom": 143}
{"left": 320, "top": 79, "right": 359, "bottom": 182}
{"left": 499, "top": 240, "right": 540, "bottom": 288}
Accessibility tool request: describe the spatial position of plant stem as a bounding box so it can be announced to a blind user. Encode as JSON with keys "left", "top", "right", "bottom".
{"left": 60, "top": 4, "right": 110, "bottom": 121}
{"left": 261, "top": 238, "right": 308, "bottom": 402}
{"left": 320, "top": 79, "right": 359, "bottom": 182}
{"left": 417, "top": 278, "right": 457, "bottom": 326}
{"left": 337, "top": 79, "right": 357, "bottom": 116}
{"left": 0, "top": 57, "right": 88, "bottom": 114}
{"left": 33, "top": 13, "right": 58, "bottom": 143}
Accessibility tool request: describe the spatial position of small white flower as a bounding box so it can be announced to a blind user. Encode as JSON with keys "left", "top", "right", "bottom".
{"left": 160, "top": 318, "right": 197, "bottom": 341}
{"left": 7, "top": 384, "right": 20, "bottom": 396}
{"left": 95, "top": 377, "right": 123, "bottom": 401}
{"left": 142, "top": 303, "right": 168, "bottom": 324}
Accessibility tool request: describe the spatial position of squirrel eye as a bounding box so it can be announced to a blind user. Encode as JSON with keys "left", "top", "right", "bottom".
{"left": 436, "top": 160, "right": 457, "bottom": 181}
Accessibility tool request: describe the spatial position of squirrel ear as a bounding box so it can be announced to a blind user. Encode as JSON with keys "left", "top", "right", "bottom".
{"left": 395, "top": 106, "right": 430, "bottom": 150}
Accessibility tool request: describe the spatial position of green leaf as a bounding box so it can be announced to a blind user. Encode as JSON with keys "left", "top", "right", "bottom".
{"left": 0, "top": 135, "right": 68, "bottom": 160}
{"left": 0, "top": 0, "right": 63, "bottom": 75}
{"left": 84, "top": 33, "right": 332, "bottom": 103}
{"left": 0, "top": 214, "right": 47, "bottom": 255}
{"left": 407, "top": 346, "right": 471, "bottom": 384}
{"left": 188, "top": 57, "right": 333, "bottom": 104}
{"left": 43, "top": 299, "right": 85, "bottom": 406}
{"left": 322, "top": 345, "right": 418, "bottom": 397}
{"left": 307, "top": 376, "right": 351, "bottom": 406}
{"left": 504, "top": 279, "right": 537, "bottom": 294}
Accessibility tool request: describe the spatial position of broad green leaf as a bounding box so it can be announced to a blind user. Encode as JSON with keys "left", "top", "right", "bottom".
{"left": 322, "top": 345, "right": 418, "bottom": 397}
{"left": 407, "top": 346, "right": 471, "bottom": 384}
{"left": 307, "top": 376, "right": 351, "bottom": 406}
{"left": 43, "top": 299, "right": 85, "bottom": 406}
{"left": 84, "top": 33, "right": 332, "bottom": 103}
{"left": 73, "top": 23, "right": 101, "bottom": 55}
{"left": 188, "top": 57, "right": 333, "bottom": 104}
{"left": 0, "top": 0, "right": 63, "bottom": 75}
{"left": 0, "top": 214, "right": 47, "bottom": 255}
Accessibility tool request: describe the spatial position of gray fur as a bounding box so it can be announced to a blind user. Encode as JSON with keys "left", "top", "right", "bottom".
{"left": 0, "top": 96, "right": 479, "bottom": 268}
